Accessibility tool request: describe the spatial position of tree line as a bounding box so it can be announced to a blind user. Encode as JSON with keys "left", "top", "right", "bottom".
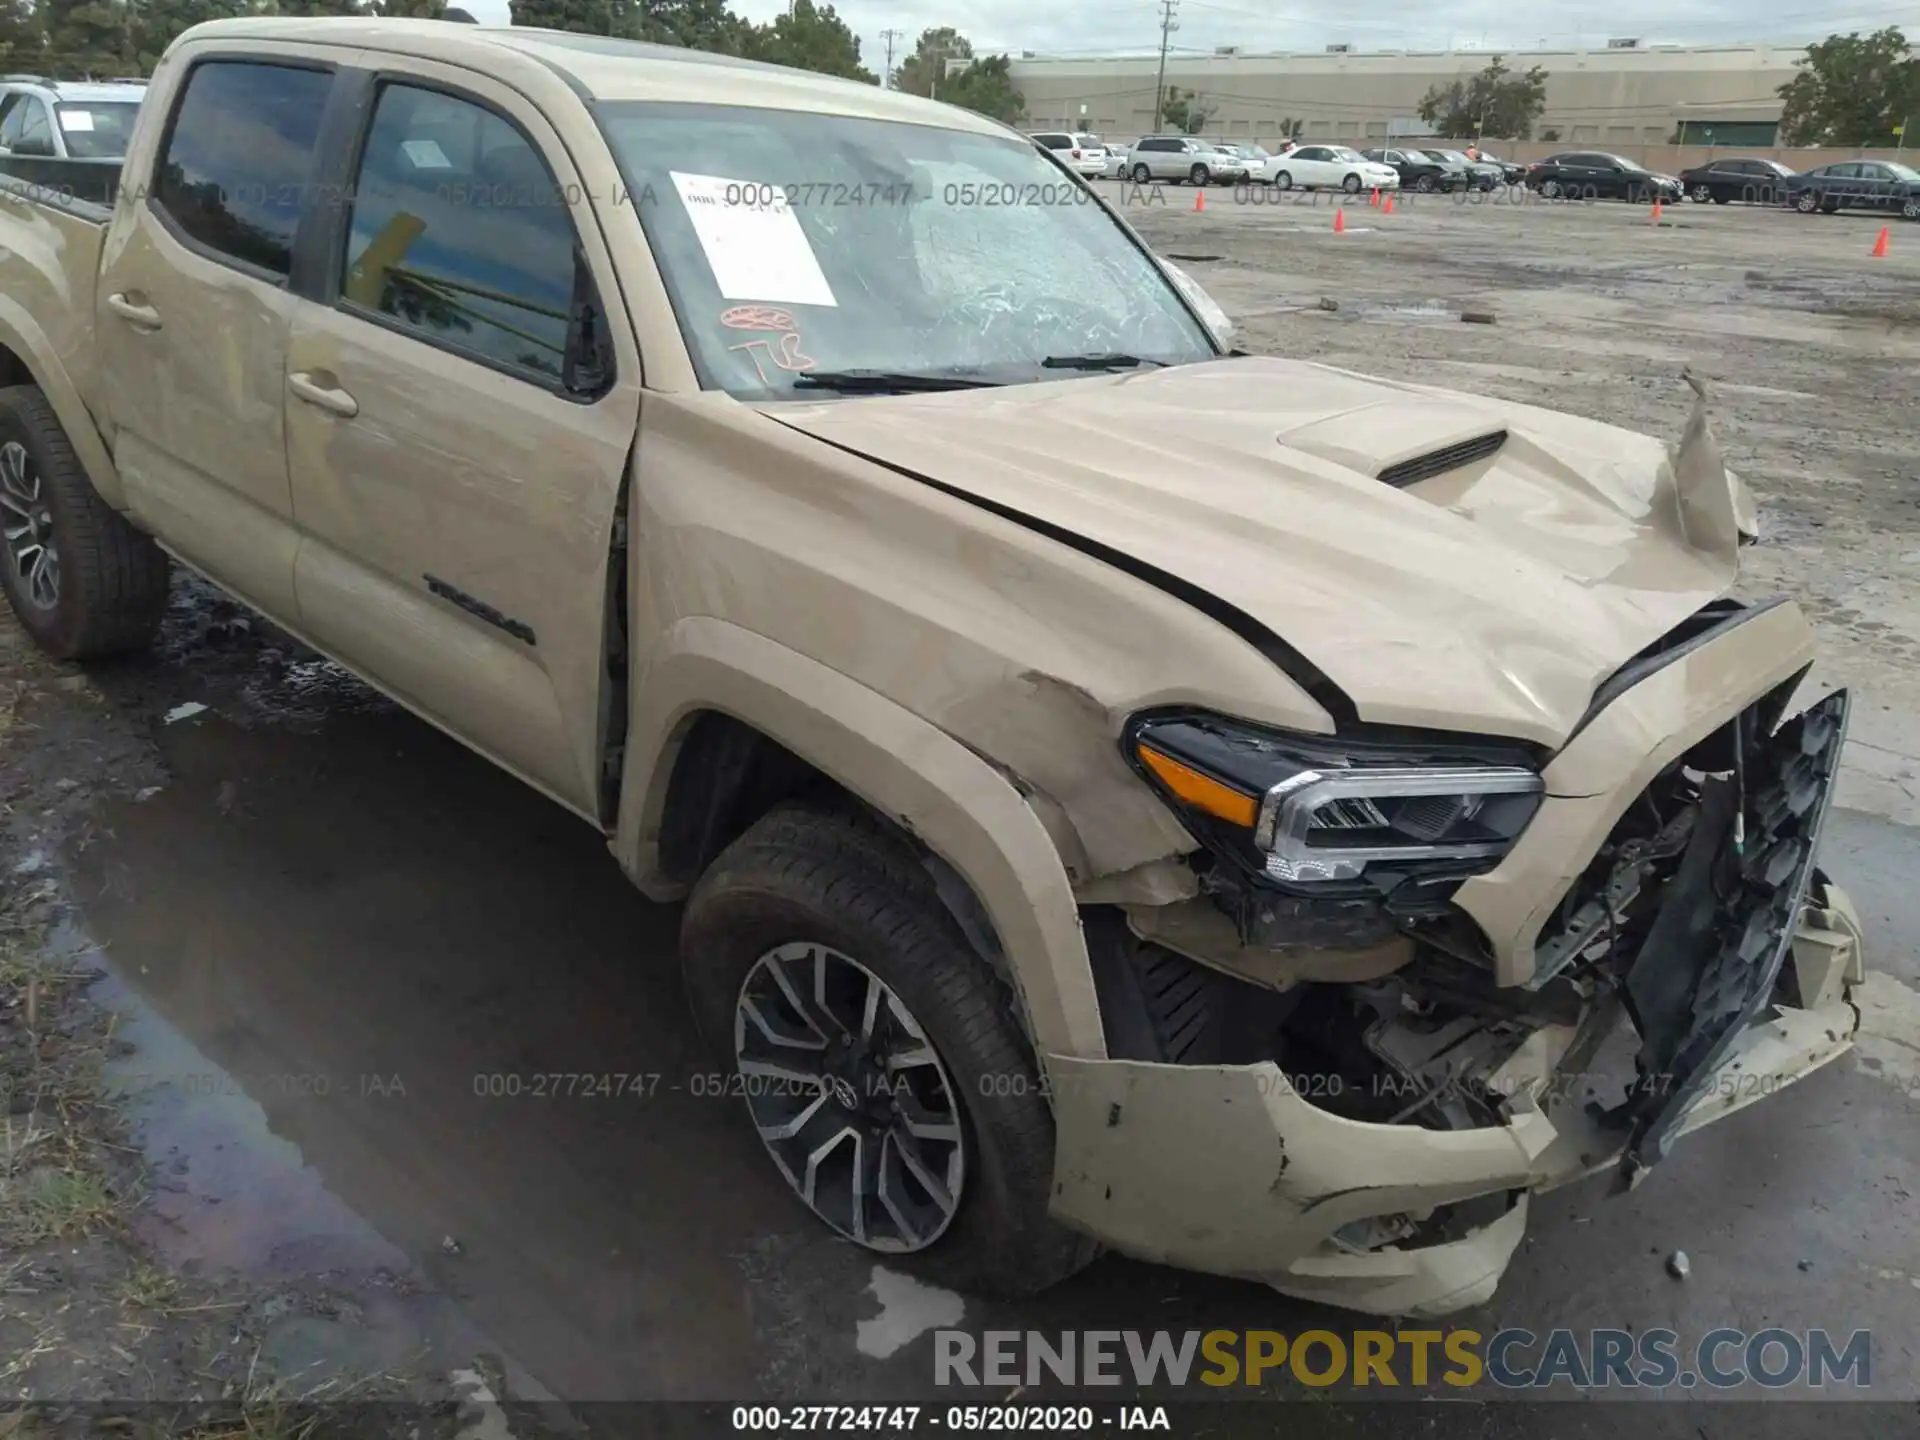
{"left": 0, "top": 0, "right": 1028, "bottom": 126}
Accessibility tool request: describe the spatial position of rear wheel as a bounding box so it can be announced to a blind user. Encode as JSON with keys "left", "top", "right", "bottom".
{"left": 0, "top": 386, "right": 167, "bottom": 660}
{"left": 680, "top": 804, "right": 1096, "bottom": 1297}
{"left": 1130, "top": 163, "right": 1151, "bottom": 184}
{"left": 1903, "top": 195, "right": 1920, "bottom": 221}
{"left": 1690, "top": 182, "right": 1713, "bottom": 203}
{"left": 1273, "top": 170, "right": 1292, "bottom": 190}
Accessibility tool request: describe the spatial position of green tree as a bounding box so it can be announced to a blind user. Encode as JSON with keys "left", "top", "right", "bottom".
{"left": 129, "top": 0, "right": 245, "bottom": 70}
{"left": 1777, "top": 27, "right": 1920, "bottom": 146}
{"left": 748, "top": 0, "right": 871, "bottom": 81}
{"left": 637, "top": 0, "right": 755, "bottom": 53}
{"left": 0, "top": 0, "right": 36, "bottom": 72}
{"left": 935, "top": 53, "right": 1022, "bottom": 123}
{"left": 508, "top": 0, "right": 635, "bottom": 34}
{"left": 1416, "top": 54, "right": 1549, "bottom": 139}
{"left": 42, "top": 0, "right": 130, "bottom": 77}
{"left": 893, "top": 26, "right": 968, "bottom": 98}
{"left": 1158, "top": 84, "right": 1211, "bottom": 134}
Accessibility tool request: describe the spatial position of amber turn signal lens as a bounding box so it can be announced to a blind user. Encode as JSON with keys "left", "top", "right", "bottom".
{"left": 1136, "top": 743, "right": 1259, "bottom": 828}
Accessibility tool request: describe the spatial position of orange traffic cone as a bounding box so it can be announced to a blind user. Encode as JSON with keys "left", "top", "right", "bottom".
{"left": 1383, "top": 193, "right": 1395, "bottom": 214}
{"left": 1369, "top": 188, "right": 1379, "bottom": 207}
{"left": 1872, "top": 226, "right": 1890, "bottom": 257}
{"left": 1193, "top": 188, "right": 1205, "bottom": 213}
{"left": 1651, "top": 199, "right": 1663, "bottom": 223}
{"left": 1334, "top": 206, "right": 1346, "bottom": 233}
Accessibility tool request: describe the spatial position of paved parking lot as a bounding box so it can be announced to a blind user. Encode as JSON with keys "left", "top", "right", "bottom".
{"left": 3, "top": 185, "right": 1916, "bottom": 1432}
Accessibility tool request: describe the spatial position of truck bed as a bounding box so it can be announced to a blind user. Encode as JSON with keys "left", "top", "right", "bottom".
{"left": 0, "top": 167, "right": 111, "bottom": 421}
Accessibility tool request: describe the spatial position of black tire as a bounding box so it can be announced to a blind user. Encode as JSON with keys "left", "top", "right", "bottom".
{"left": 1713, "top": 193, "right": 1730, "bottom": 204}
{"left": 1795, "top": 188, "right": 1819, "bottom": 214}
{"left": 1540, "top": 178, "right": 1562, "bottom": 198}
{"left": 1273, "top": 170, "right": 1291, "bottom": 190}
{"left": 0, "top": 385, "right": 167, "bottom": 660}
{"left": 1903, "top": 196, "right": 1920, "bottom": 221}
{"left": 1415, "top": 173, "right": 1436, "bottom": 193}
{"left": 1130, "top": 163, "right": 1150, "bottom": 184}
{"left": 1188, "top": 164, "right": 1209, "bottom": 187}
{"left": 680, "top": 802, "right": 1097, "bottom": 1298}
{"left": 1341, "top": 172, "right": 1362, "bottom": 194}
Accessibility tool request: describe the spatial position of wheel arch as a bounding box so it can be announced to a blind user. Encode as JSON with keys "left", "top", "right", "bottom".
{"left": 612, "top": 616, "right": 1107, "bottom": 1063}
{"left": 0, "top": 302, "right": 126, "bottom": 511}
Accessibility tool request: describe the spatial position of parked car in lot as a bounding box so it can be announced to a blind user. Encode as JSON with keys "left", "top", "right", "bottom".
{"left": 1103, "top": 142, "right": 1130, "bottom": 178}
{"left": 1524, "top": 152, "right": 1682, "bottom": 202}
{"left": 1209, "top": 142, "right": 1278, "bottom": 183}
{"left": 0, "top": 76, "right": 144, "bottom": 161}
{"left": 1475, "top": 152, "right": 1526, "bottom": 184}
{"left": 1785, "top": 160, "right": 1920, "bottom": 219}
{"left": 1029, "top": 129, "right": 1108, "bottom": 178}
{"left": 1362, "top": 147, "right": 1468, "bottom": 193}
{"left": 1678, "top": 157, "right": 1795, "bottom": 205}
{"left": 1125, "top": 134, "right": 1250, "bottom": 185}
{"left": 1269, "top": 143, "right": 1400, "bottom": 193}
{"left": 1424, "top": 147, "right": 1504, "bottom": 190}
{"left": 0, "top": 15, "right": 1868, "bottom": 1322}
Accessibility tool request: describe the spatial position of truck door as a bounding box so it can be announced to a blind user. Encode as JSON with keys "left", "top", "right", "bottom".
{"left": 282, "top": 65, "right": 641, "bottom": 818}
{"left": 94, "top": 51, "right": 339, "bottom": 625}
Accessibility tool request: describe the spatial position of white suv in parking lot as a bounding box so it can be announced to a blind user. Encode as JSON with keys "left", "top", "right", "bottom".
{"left": 1029, "top": 130, "right": 1109, "bottom": 178}
{"left": 1270, "top": 143, "right": 1401, "bottom": 194}
{"left": 0, "top": 75, "right": 145, "bottom": 160}
{"left": 1124, "top": 135, "right": 1250, "bottom": 185}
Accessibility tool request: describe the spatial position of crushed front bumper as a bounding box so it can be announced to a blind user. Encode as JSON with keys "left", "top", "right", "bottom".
{"left": 1044, "top": 601, "right": 1865, "bottom": 1316}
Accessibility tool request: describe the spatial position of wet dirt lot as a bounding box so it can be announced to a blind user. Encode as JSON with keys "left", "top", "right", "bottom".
{"left": 3, "top": 190, "right": 1918, "bottom": 1434}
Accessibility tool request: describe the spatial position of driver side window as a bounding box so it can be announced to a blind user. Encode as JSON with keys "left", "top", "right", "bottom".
{"left": 13, "top": 99, "right": 54, "bottom": 157}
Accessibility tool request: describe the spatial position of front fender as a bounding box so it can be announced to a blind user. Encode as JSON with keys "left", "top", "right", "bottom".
{"left": 612, "top": 615, "right": 1108, "bottom": 1063}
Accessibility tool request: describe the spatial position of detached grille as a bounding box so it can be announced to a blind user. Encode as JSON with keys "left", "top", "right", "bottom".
{"left": 1375, "top": 429, "right": 1507, "bottom": 488}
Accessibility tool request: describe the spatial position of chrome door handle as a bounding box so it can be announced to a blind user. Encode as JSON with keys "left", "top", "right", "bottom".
{"left": 106, "top": 292, "right": 161, "bottom": 329}
{"left": 288, "top": 371, "right": 358, "bottom": 419}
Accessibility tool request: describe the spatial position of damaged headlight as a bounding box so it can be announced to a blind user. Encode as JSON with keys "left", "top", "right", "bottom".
{"left": 1127, "top": 715, "right": 1544, "bottom": 884}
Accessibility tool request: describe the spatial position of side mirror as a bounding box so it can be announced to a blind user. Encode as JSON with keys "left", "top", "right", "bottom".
{"left": 1156, "top": 256, "right": 1234, "bottom": 350}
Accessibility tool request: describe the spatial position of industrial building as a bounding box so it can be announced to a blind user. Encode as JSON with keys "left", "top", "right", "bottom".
{"left": 1007, "top": 40, "right": 1804, "bottom": 149}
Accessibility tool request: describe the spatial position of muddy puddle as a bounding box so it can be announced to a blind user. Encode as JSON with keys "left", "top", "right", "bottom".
{"left": 56, "top": 700, "right": 834, "bottom": 1400}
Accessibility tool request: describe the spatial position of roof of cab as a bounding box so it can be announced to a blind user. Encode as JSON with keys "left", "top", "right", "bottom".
{"left": 174, "top": 17, "right": 1013, "bottom": 137}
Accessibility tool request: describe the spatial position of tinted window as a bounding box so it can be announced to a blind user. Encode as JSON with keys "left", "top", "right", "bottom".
{"left": 55, "top": 100, "right": 140, "bottom": 159}
{"left": 13, "top": 99, "right": 54, "bottom": 157}
{"left": 341, "top": 84, "right": 577, "bottom": 383}
{"left": 1037, "top": 134, "right": 1070, "bottom": 148}
{"left": 1826, "top": 163, "right": 1858, "bottom": 179}
{"left": 0, "top": 94, "right": 25, "bottom": 146}
{"left": 154, "top": 62, "right": 332, "bottom": 276}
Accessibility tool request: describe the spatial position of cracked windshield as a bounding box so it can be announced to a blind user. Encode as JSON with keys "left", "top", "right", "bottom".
{"left": 597, "top": 103, "right": 1218, "bottom": 396}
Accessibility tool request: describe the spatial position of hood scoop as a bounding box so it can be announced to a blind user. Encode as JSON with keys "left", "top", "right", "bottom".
{"left": 1277, "top": 399, "right": 1509, "bottom": 489}
{"left": 1375, "top": 429, "right": 1508, "bottom": 488}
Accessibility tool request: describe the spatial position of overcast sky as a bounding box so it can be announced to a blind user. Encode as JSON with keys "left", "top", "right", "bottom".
{"left": 458, "top": 0, "right": 1920, "bottom": 75}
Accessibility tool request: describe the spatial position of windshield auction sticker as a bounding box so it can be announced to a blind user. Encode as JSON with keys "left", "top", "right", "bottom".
{"left": 670, "top": 171, "right": 837, "bottom": 309}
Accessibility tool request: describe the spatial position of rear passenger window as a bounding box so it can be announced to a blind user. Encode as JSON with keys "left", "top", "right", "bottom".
{"left": 153, "top": 62, "right": 332, "bottom": 277}
{"left": 339, "top": 83, "right": 578, "bottom": 384}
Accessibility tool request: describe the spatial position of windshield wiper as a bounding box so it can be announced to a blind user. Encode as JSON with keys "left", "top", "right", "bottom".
{"left": 1040, "top": 353, "right": 1166, "bottom": 371}
{"left": 790, "top": 369, "right": 1001, "bottom": 394}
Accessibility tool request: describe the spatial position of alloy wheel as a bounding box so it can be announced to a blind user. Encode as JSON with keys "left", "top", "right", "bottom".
{"left": 1692, "top": 184, "right": 1713, "bottom": 202}
{"left": 734, "top": 940, "right": 966, "bottom": 1253}
{"left": 0, "top": 440, "right": 57, "bottom": 610}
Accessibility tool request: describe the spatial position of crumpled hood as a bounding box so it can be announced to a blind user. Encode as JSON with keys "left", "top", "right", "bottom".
{"left": 760, "top": 355, "right": 1744, "bottom": 748}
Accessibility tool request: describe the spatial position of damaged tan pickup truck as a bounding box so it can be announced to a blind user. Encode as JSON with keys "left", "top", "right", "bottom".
{"left": 0, "top": 18, "right": 1869, "bottom": 1316}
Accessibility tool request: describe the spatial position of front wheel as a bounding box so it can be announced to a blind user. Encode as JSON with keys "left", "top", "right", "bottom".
{"left": 1188, "top": 164, "right": 1210, "bottom": 186}
{"left": 1341, "top": 172, "right": 1362, "bottom": 194}
{"left": 680, "top": 804, "right": 1096, "bottom": 1297}
{"left": 1540, "top": 179, "right": 1562, "bottom": 198}
{"left": 1415, "top": 173, "right": 1436, "bottom": 193}
{"left": 0, "top": 386, "right": 168, "bottom": 660}
{"left": 1690, "top": 183, "right": 1713, "bottom": 203}
{"left": 1795, "top": 189, "right": 1819, "bottom": 213}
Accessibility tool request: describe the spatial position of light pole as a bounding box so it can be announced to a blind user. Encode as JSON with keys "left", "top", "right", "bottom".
{"left": 1152, "top": 0, "right": 1178, "bottom": 131}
